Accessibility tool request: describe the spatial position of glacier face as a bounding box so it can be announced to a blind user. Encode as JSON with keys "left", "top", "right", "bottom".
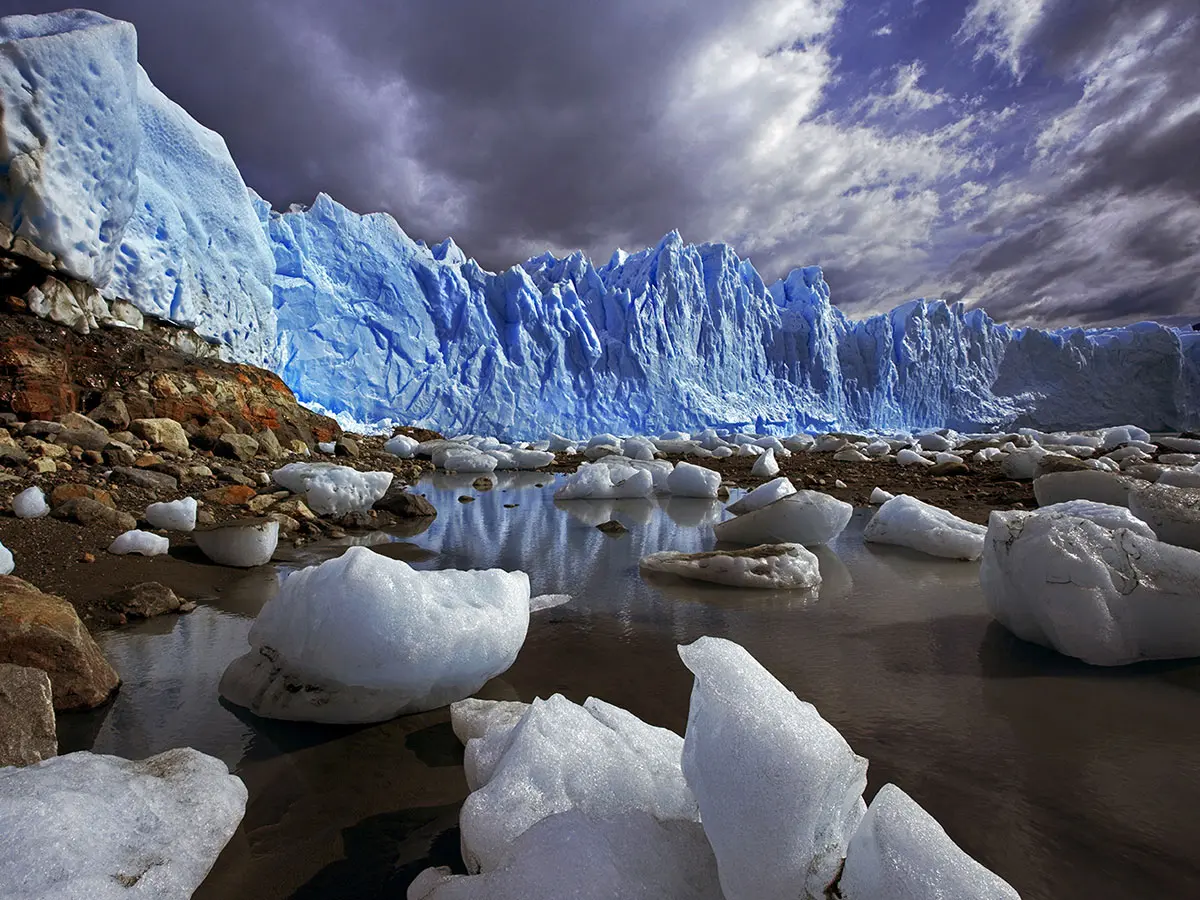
{"left": 0, "top": 11, "right": 276, "bottom": 366}
{"left": 265, "top": 195, "right": 1200, "bottom": 439}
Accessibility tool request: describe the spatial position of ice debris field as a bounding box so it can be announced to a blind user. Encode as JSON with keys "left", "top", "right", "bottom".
{"left": 2, "top": 11, "right": 1199, "bottom": 442}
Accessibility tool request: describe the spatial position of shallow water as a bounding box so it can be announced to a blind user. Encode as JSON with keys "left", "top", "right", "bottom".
{"left": 58, "top": 472, "right": 1200, "bottom": 900}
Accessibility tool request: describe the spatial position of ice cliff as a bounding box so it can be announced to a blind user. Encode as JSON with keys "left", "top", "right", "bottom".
{"left": 262, "top": 193, "right": 1200, "bottom": 438}
{"left": 2, "top": 10, "right": 1196, "bottom": 437}
{"left": 0, "top": 10, "right": 275, "bottom": 366}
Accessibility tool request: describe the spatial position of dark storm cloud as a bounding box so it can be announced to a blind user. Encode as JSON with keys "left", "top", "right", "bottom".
{"left": 950, "top": 0, "right": 1200, "bottom": 327}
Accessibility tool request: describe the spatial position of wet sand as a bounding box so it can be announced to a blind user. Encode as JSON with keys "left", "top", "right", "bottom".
{"left": 57, "top": 473, "right": 1200, "bottom": 900}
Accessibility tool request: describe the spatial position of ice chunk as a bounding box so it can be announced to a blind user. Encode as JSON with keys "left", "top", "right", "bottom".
{"left": 714, "top": 490, "right": 852, "bottom": 547}
{"left": 0, "top": 747, "right": 246, "bottom": 900}
{"left": 863, "top": 495, "right": 987, "bottom": 561}
{"left": 869, "top": 487, "right": 895, "bottom": 504}
{"left": 450, "top": 698, "right": 531, "bottom": 745}
{"left": 981, "top": 510, "right": 1200, "bottom": 665}
{"left": 554, "top": 463, "right": 654, "bottom": 500}
{"left": 0, "top": 539, "right": 12, "bottom": 574}
{"left": 640, "top": 543, "right": 821, "bottom": 590}
{"left": 12, "top": 486, "right": 49, "bottom": 519}
{"left": 1159, "top": 467, "right": 1200, "bottom": 489}
{"left": 1034, "top": 469, "right": 1135, "bottom": 508}
{"left": 1102, "top": 425, "right": 1152, "bottom": 450}
{"left": 726, "top": 476, "right": 796, "bottom": 515}
{"left": 459, "top": 693, "right": 697, "bottom": 873}
{"left": 1127, "top": 483, "right": 1200, "bottom": 552}
{"left": 895, "top": 449, "right": 934, "bottom": 467}
{"left": 751, "top": 448, "right": 780, "bottom": 477}
{"left": 193, "top": 518, "right": 278, "bottom": 567}
{"left": 839, "top": 783, "right": 1020, "bottom": 900}
{"left": 408, "top": 811, "right": 723, "bottom": 900}
{"left": 271, "top": 462, "right": 393, "bottom": 516}
{"left": 144, "top": 497, "right": 197, "bottom": 532}
{"left": 678, "top": 637, "right": 867, "bottom": 899}
{"left": 1035, "top": 500, "right": 1156, "bottom": 539}
{"left": 384, "top": 434, "right": 420, "bottom": 458}
{"left": 219, "top": 546, "right": 531, "bottom": 722}
{"left": 108, "top": 529, "right": 169, "bottom": 556}
{"left": 507, "top": 448, "right": 555, "bottom": 470}
{"left": 529, "top": 593, "right": 572, "bottom": 612}
{"left": 438, "top": 447, "right": 499, "bottom": 474}
{"left": 1000, "top": 446, "right": 1049, "bottom": 480}
{"left": 665, "top": 462, "right": 722, "bottom": 499}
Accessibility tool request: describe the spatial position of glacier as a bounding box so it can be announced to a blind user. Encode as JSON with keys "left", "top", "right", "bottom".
{"left": 262, "top": 193, "right": 1200, "bottom": 439}
{"left": 0, "top": 10, "right": 276, "bottom": 366}
{"left": 2, "top": 9, "right": 1198, "bottom": 438}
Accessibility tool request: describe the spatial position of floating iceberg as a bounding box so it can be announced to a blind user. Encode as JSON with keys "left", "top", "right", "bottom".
{"left": 219, "top": 547, "right": 531, "bottom": 722}
{"left": 714, "top": 490, "right": 852, "bottom": 547}
{"left": 678, "top": 636, "right": 868, "bottom": 900}
{"left": 0, "top": 747, "right": 246, "bottom": 900}
{"left": 640, "top": 543, "right": 821, "bottom": 590}
{"left": 981, "top": 510, "right": 1200, "bottom": 665}
{"left": 271, "top": 462, "right": 393, "bottom": 516}
{"left": 863, "top": 495, "right": 987, "bottom": 561}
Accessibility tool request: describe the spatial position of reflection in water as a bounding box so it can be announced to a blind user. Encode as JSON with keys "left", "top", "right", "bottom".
{"left": 58, "top": 474, "right": 1200, "bottom": 900}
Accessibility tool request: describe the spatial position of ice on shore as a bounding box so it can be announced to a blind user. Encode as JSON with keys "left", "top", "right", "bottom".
{"left": 384, "top": 433, "right": 420, "bottom": 458}
{"left": 981, "top": 509, "right": 1200, "bottom": 665}
{"left": 751, "top": 448, "right": 780, "bottom": 477}
{"left": 863, "top": 495, "right": 987, "bottom": 561}
{"left": 271, "top": 462, "right": 393, "bottom": 516}
{"left": 0, "top": 539, "right": 12, "bottom": 574}
{"left": 12, "top": 486, "right": 49, "bottom": 519}
{"left": 193, "top": 518, "right": 278, "bottom": 567}
{"left": 714, "top": 490, "right": 852, "bottom": 547}
{"left": 0, "top": 747, "right": 247, "bottom": 900}
{"left": 555, "top": 463, "right": 655, "bottom": 500}
{"left": 219, "top": 547, "right": 532, "bottom": 722}
{"left": 144, "top": 497, "right": 197, "bottom": 531}
{"left": 640, "top": 543, "right": 821, "bottom": 590}
{"left": 666, "top": 462, "right": 722, "bottom": 499}
{"left": 108, "top": 529, "right": 170, "bottom": 556}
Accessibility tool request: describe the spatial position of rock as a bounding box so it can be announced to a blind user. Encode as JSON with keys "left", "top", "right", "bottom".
{"left": 459, "top": 495, "right": 475, "bottom": 503}
{"left": 246, "top": 493, "right": 277, "bottom": 515}
{"left": 0, "top": 444, "right": 30, "bottom": 467}
{"left": 212, "top": 463, "right": 254, "bottom": 487}
{"left": 57, "top": 411, "right": 107, "bottom": 437}
{"left": 335, "top": 437, "right": 360, "bottom": 458}
{"left": 1034, "top": 454, "right": 1090, "bottom": 477}
{"left": 1127, "top": 484, "right": 1200, "bottom": 552}
{"left": 87, "top": 394, "right": 130, "bottom": 431}
{"left": 24, "top": 436, "right": 67, "bottom": 458}
{"left": 133, "top": 452, "right": 165, "bottom": 468}
{"left": 215, "top": 432, "right": 259, "bottom": 461}
{"left": 193, "top": 518, "right": 279, "bottom": 567}
{"left": 81, "top": 449, "right": 103, "bottom": 465}
{"left": 927, "top": 459, "right": 970, "bottom": 477}
{"left": 110, "top": 465, "right": 179, "bottom": 493}
{"left": 286, "top": 439, "right": 311, "bottom": 456}
{"left": 473, "top": 476, "right": 495, "bottom": 491}
{"left": 103, "top": 583, "right": 184, "bottom": 620}
{"left": 31, "top": 457, "right": 56, "bottom": 474}
{"left": 201, "top": 484, "right": 257, "bottom": 507}
{"left": 52, "top": 498, "right": 137, "bottom": 532}
{"left": 49, "top": 483, "right": 114, "bottom": 509}
{"left": 597, "top": 520, "right": 627, "bottom": 535}
{"left": 0, "top": 576, "right": 119, "bottom": 709}
{"left": 0, "top": 664, "right": 57, "bottom": 767}
{"left": 129, "top": 418, "right": 190, "bottom": 455}
{"left": 253, "top": 428, "right": 283, "bottom": 459}
{"left": 272, "top": 498, "right": 317, "bottom": 521}
{"left": 21, "top": 420, "right": 64, "bottom": 438}
{"left": 373, "top": 484, "right": 438, "bottom": 518}
{"left": 102, "top": 444, "right": 138, "bottom": 467}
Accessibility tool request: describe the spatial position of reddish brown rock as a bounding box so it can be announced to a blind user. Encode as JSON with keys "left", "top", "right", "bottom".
{"left": 49, "top": 483, "right": 114, "bottom": 508}
{"left": 202, "top": 484, "right": 257, "bottom": 506}
{"left": 0, "top": 576, "right": 119, "bottom": 710}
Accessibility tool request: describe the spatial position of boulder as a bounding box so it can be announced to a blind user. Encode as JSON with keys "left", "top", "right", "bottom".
{"left": 215, "top": 432, "right": 259, "bottom": 461}
{"left": 49, "top": 483, "right": 114, "bottom": 509}
{"left": 373, "top": 484, "right": 438, "bottom": 518}
{"left": 110, "top": 465, "right": 178, "bottom": 493}
{"left": 102, "top": 582, "right": 185, "bottom": 620}
{"left": 0, "top": 663, "right": 57, "bottom": 767}
{"left": 87, "top": 394, "right": 131, "bottom": 431}
{"left": 52, "top": 498, "right": 137, "bottom": 532}
{"left": 0, "top": 576, "right": 119, "bottom": 709}
{"left": 129, "top": 418, "right": 190, "bottom": 454}
{"left": 253, "top": 428, "right": 283, "bottom": 459}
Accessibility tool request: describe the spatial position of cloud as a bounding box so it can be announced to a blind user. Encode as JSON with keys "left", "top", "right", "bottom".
{"left": 957, "top": 0, "right": 1048, "bottom": 79}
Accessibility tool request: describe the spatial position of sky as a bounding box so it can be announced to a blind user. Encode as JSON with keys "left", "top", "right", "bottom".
{"left": 3, "top": 0, "right": 1197, "bottom": 328}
